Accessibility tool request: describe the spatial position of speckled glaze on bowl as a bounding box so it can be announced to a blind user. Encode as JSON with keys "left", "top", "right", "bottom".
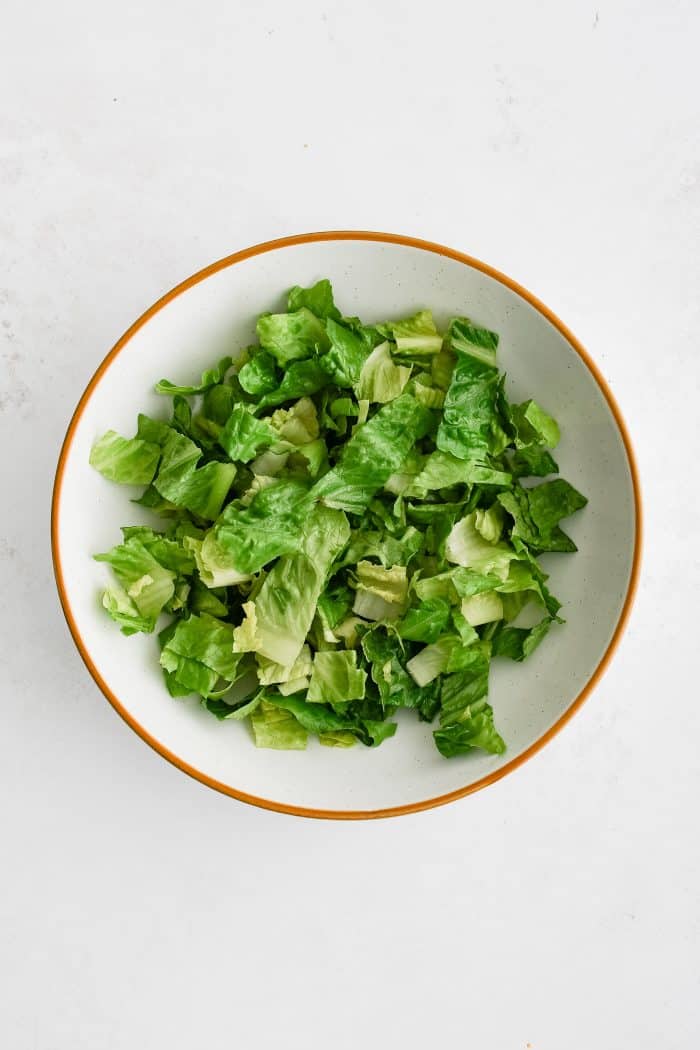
{"left": 52, "top": 232, "right": 641, "bottom": 819}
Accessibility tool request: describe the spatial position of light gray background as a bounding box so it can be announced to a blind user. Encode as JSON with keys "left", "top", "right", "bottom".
{"left": 2, "top": 2, "right": 698, "bottom": 1047}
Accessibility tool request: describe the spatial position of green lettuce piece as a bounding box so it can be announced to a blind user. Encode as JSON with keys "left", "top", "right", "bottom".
{"left": 356, "top": 342, "right": 412, "bottom": 403}
{"left": 170, "top": 394, "right": 195, "bottom": 438}
{"left": 378, "top": 309, "right": 443, "bottom": 354}
{"left": 256, "top": 645, "right": 313, "bottom": 686}
{"left": 321, "top": 317, "right": 375, "bottom": 387}
{"left": 189, "top": 576, "right": 229, "bottom": 616}
{"left": 498, "top": 479, "right": 587, "bottom": 553}
{"left": 319, "top": 731, "right": 357, "bottom": 748}
{"left": 460, "top": 591, "right": 504, "bottom": 626}
{"left": 436, "top": 321, "right": 508, "bottom": 460}
{"left": 185, "top": 532, "right": 252, "bottom": 588}
{"left": 495, "top": 559, "right": 562, "bottom": 619}
{"left": 438, "top": 644, "right": 492, "bottom": 722}
{"left": 289, "top": 439, "right": 327, "bottom": 478}
{"left": 329, "top": 397, "right": 357, "bottom": 418}
{"left": 250, "top": 699, "right": 308, "bottom": 749}
{"left": 355, "top": 562, "right": 408, "bottom": 604}
{"left": 434, "top": 698, "right": 505, "bottom": 757}
{"left": 258, "top": 359, "right": 329, "bottom": 409}
{"left": 310, "top": 392, "right": 433, "bottom": 514}
{"left": 162, "top": 656, "right": 218, "bottom": 698}
{"left": 266, "top": 694, "right": 397, "bottom": 748}
{"left": 192, "top": 383, "right": 239, "bottom": 444}
{"left": 411, "top": 374, "right": 445, "bottom": 409}
{"left": 307, "top": 650, "right": 367, "bottom": 703}
{"left": 445, "top": 512, "right": 518, "bottom": 578}
{"left": 405, "top": 633, "right": 484, "bottom": 686}
{"left": 218, "top": 405, "right": 277, "bottom": 462}
{"left": 162, "top": 461, "right": 236, "bottom": 521}
{"left": 234, "top": 506, "right": 350, "bottom": 666}
{"left": 155, "top": 356, "right": 232, "bottom": 396}
{"left": 130, "top": 486, "right": 178, "bottom": 516}
{"left": 340, "top": 526, "right": 423, "bottom": 570}
{"left": 397, "top": 599, "right": 451, "bottom": 643}
{"left": 361, "top": 629, "right": 428, "bottom": 710}
{"left": 526, "top": 478, "right": 587, "bottom": 532}
{"left": 447, "top": 318, "right": 499, "bottom": 367}
{"left": 352, "top": 555, "right": 411, "bottom": 621}
{"left": 450, "top": 608, "right": 480, "bottom": 647}
{"left": 101, "top": 584, "right": 155, "bottom": 635}
{"left": 150, "top": 430, "right": 235, "bottom": 519}
{"left": 411, "top": 450, "right": 511, "bottom": 493}
{"left": 414, "top": 566, "right": 501, "bottom": 603}
{"left": 257, "top": 307, "right": 330, "bottom": 366}
{"left": 406, "top": 638, "right": 454, "bottom": 686}
{"left": 89, "top": 430, "right": 161, "bottom": 485}
{"left": 203, "top": 692, "right": 261, "bottom": 721}
{"left": 510, "top": 445, "right": 559, "bottom": 478}
{"left": 250, "top": 450, "right": 289, "bottom": 477}
{"left": 492, "top": 616, "right": 553, "bottom": 661}
{"left": 432, "top": 350, "right": 456, "bottom": 389}
{"left": 509, "top": 400, "right": 560, "bottom": 448}
{"left": 317, "top": 579, "right": 354, "bottom": 631}
{"left": 277, "top": 676, "right": 310, "bottom": 696}
{"left": 474, "top": 505, "right": 506, "bottom": 543}
{"left": 213, "top": 479, "right": 310, "bottom": 574}
{"left": 119, "top": 526, "right": 196, "bottom": 575}
{"left": 352, "top": 591, "right": 404, "bottom": 623}
{"left": 287, "top": 278, "right": 341, "bottom": 320}
{"left": 237, "top": 350, "right": 279, "bottom": 396}
{"left": 437, "top": 362, "right": 508, "bottom": 461}
{"left": 95, "top": 537, "right": 176, "bottom": 628}
{"left": 268, "top": 397, "right": 319, "bottom": 444}
{"left": 136, "top": 414, "right": 172, "bottom": 445}
{"left": 384, "top": 449, "right": 426, "bottom": 497}
{"left": 160, "top": 613, "right": 241, "bottom": 698}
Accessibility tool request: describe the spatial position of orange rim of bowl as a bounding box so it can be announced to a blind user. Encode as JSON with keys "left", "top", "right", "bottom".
{"left": 51, "top": 231, "right": 642, "bottom": 820}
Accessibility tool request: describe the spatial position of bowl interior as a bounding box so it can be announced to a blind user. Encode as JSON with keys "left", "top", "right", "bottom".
{"left": 54, "top": 236, "right": 638, "bottom": 815}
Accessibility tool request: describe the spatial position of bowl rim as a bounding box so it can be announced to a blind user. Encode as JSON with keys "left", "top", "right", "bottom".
{"left": 51, "top": 230, "right": 642, "bottom": 820}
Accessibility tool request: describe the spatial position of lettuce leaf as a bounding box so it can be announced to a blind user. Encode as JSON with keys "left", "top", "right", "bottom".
{"left": 160, "top": 613, "right": 242, "bottom": 698}
{"left": 217, "top": 405, "right": 277, "bottom": 462}
{"left": 498, "top": 479, "right": 587, "bottom": 553}
{"left": 307, "top": 650, "right": 367, "bottom": 703}
{"left": 250, "top": 699, "right": 308, "bottom": 749}
{"left": 321, "top": 317, "right": 375, "bottom": 387}
{"left": 95, "top": 537, "right": 177, "bottom": 630}
{"left": 397, "top": 599, "right": 451, "bottom": 643}
{"left": 377, "top": 309, "right": 443, "bottom": 355}
{"left": 258, "top": 359, "right": 329, "bottom": 409}
{"left": 287, "top": 278, "right": 341, "bottom": 320}
{"left": 434, "top": 698, "right": 505, "bottom": 757}
{"left": 238, "top": 350, "right": 279, "bottom": 396}
{"left": 212, "top": 479, "right": 310, "bottom": 574}
{"left": 356, "top": 342, "right": 412, "bottom": 403}
{"left": 155, "top": 356, "right": 233, "bottom": 396}
{"left": 492, "top": 616, "right": 553, "bottom": 661}
{"left": 234, "top": 506, "right": 350, "bottom": 666}
{"left": 310, "top": 392, "right": 433, "bottom": 513}
{"left": 257, "top": 307, "right": 330, "bottom": 366}
{"left": 267, "top": 693, "right": 397, "bottom": 747}
{"left": 436, "top": 320, "right": 509, "bottom": 460}
{"left": 361, "top": 629, "right": 428, "bottom": 710}
{"left": 89, "top": 430, "right": 161, "bottom": 485}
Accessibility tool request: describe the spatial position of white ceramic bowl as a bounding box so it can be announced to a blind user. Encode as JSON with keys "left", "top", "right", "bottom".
{"left": 52, "top": 232, "right": 641, "bottom": 819}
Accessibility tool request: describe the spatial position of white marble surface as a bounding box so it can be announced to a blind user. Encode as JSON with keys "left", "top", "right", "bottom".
{"left": 1, "top": 1, "right": 698, "bottom": 1047}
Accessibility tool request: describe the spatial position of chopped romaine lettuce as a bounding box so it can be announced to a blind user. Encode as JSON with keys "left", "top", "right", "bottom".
{"left": 89, "top": 279, "right": 587, "bottom": 758}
